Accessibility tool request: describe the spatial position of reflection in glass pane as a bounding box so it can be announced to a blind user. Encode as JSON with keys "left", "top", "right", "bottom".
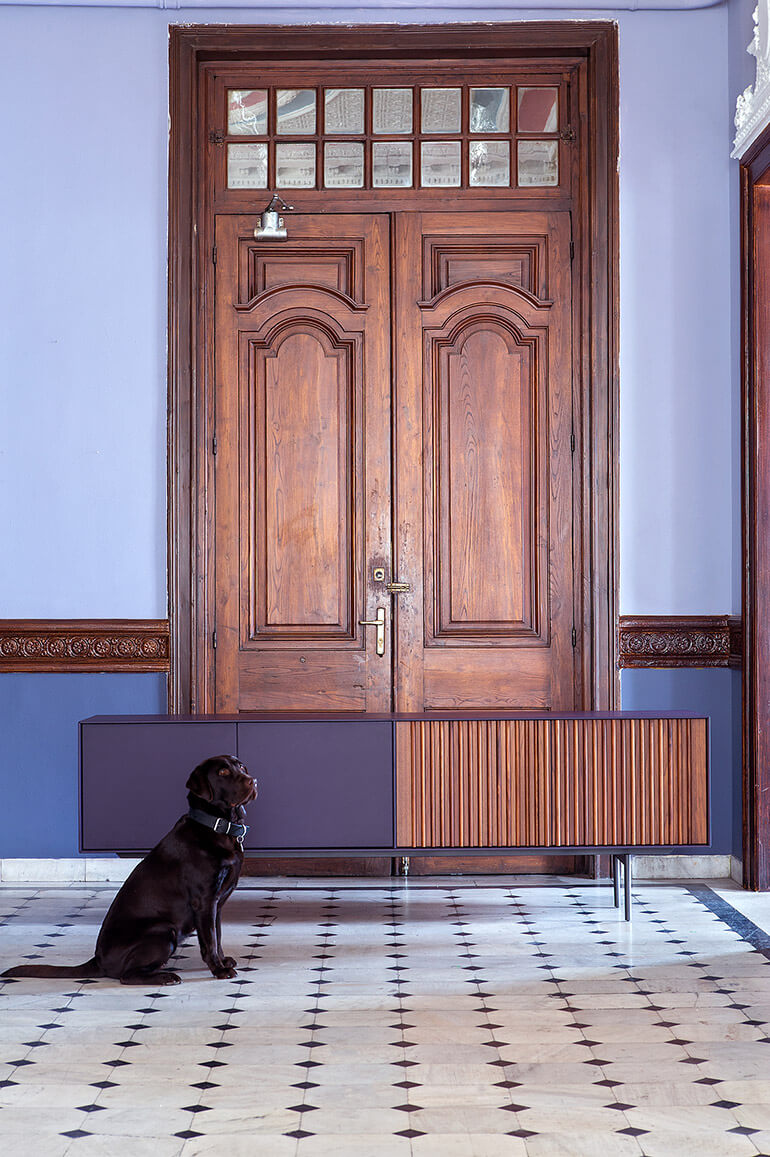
{"left": 469, "top": 140, "right": 510, "bottom": 186}
{"left": 421, "top": 88, "right": 461, "bottom": 134}
{"left": 228, "top": 89, "right": 268, "bottom": 136}
{"left": 276, "top": 143, "right": 316, "bottom": 188}
{"left": 372, "top": 141, "right": 412, "bottom": 187}
{"left": 372, "top": 89, "right": 413, "bottom": 134}
{"left": 276, "top": 90, "right": 316, "bottom": 135}
{"left": 324, "top": 142, "right": 364, "bottom": 188}
{"left": 421, "top": 141, "right": 461, "bottom": 187}
{"left": 324, "top": 89, "right": 365, "bottom": 134}
{"left": 518, "top": 140, "right": 559, "bottom": 186}
{"left": 517, "top": 87, "right": 559, "bottom": 133}
{"left": 470, "top": 88, "right": 509, "bottom": 133}
{"left": 227, "top": 143, "right": 268, "bottom": 188}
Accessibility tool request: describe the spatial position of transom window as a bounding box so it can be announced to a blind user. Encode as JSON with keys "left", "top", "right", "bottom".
{"left": 223, "top": 83, "right": 563, "bottom": 192}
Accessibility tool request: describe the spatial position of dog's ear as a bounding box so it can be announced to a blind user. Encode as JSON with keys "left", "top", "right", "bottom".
{"left": 186, "top": 759, "right": 215, "bottom": 800}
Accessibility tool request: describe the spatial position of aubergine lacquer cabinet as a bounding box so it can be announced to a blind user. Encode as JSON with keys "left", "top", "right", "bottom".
{"left": 79, "top": 712, "right": 710, "bottom": 857}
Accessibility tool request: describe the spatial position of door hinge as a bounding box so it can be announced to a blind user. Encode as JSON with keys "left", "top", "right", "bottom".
{"left": 212, "top": 630, "right": 217, "bottom": 650}
{"left": 212, "top": 245, "right": 217, "bottom": 265}
{"left": 212, "top": 435, "right": 217, "bottom": 456}
{"left": 572, "top": 627, "right": 577, "bottom": 648}
{"left": 569, "top": 240, "right": 575, "bottom": 262}
{"left": 570, "top": 430, "right": 576, "bottom": 453}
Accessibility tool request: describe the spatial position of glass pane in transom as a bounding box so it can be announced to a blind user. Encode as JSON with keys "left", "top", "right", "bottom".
{"left": 276, "top": 90, "right": 317, "bottom": 135}
{"left": 324, "top": 89, "right": 365, "bottom": 134}
{"left": 227, "top": 143, "right": 268, "bottom": 188}
{"left": 372, "top": 141, "right": 412, "bottom": 186}
{"left": 324, "top": 142, "right": 364, "bottom": 187}
{"left": 276, "top": 142, "right": 316, "bottom": 187}
{"left": 421, "top": 88, "right": 461, "bottom": 134}
{"left": 517, "top": 87, "right": 559, "bottom": 133}
{"left": 373, "top": 89, "right": 413, "bottom": 134}
{"left": 228, "top": 90, "right": 268, "bottom": 136}
{"left": 421, "top": 141, "right": 461, "bottom": 187}
{"left": 469, "top": 140, "right": 510, "bottom": 186}
{"left": 470, "top": 88, "right": 509, "bottom": 133}
{"left": 518, "top": 140, "right": 559, "bottom": 186}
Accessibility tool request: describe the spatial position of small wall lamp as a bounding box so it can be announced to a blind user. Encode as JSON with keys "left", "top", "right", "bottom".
{"left": 254, "top": 193, "right": 294, "bottom": 241}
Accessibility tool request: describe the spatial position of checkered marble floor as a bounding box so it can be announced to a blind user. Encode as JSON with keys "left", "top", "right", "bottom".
{"left": 2, "top": 878, "right": 770, "bottom": 1157}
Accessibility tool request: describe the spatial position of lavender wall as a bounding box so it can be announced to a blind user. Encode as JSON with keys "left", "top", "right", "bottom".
{"left": 0, "top": 2, "right": 745, "bottom": 858}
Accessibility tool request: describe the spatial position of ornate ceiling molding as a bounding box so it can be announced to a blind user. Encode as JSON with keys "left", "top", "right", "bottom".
{"left": 734, "top": 1, "right": 770, "bottom": 158}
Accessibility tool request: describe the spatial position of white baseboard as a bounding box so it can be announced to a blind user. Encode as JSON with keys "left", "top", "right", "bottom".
{"left": 0, "top": 858, "right": 140, "bottom": 884}
{"left": 632, "top": 854, "right": 732, "bottom": 880}
{"left": 0, "top": 854, "right": 743, "bottom": 886}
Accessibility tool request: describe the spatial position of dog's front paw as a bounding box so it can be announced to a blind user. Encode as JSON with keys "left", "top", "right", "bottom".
{"left": 212, "top": 965, "right": 238, "bottom": 980}
{"left": 221, "top": 956, "right": 237, "bottom": 969}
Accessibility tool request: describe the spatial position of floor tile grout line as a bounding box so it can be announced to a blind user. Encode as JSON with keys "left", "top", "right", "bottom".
{"left": 292, "top": 885, "right": 340, "bottom": 1152}
{"left": 523, "top": 887, "right": 649, "bottom": 1155}
{"left": 608, "top": 888, "right": 756, "bottom": 1146}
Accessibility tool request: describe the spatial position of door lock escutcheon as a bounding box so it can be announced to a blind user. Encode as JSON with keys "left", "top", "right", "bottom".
{"left": 359, "top": 607, "right": 386, "bottom": 657}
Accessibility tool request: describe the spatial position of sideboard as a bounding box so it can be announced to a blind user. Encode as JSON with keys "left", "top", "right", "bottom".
{"left": 79, "top": 711, "right": 709, "bottom": 859}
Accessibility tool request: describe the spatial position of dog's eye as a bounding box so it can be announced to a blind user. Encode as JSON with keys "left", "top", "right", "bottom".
{"left": 218, "top": 768, "right": 231, "bottom": 777}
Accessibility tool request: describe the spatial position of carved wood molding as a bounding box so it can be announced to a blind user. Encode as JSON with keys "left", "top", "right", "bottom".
{"left": 618, "top": 616, "right": 742, "bottom": 669}
{"left": 0, "top": 620, "right": 170, "bottom": 673}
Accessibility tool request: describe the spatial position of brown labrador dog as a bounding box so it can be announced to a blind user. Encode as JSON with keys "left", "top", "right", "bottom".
{"left": 2, "top": 755, "right": 257, "bottom": 986}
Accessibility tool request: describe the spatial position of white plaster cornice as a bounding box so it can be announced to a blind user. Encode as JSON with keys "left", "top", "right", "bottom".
{"left": 734, "top": 1, "right": 770, "bottom": 158}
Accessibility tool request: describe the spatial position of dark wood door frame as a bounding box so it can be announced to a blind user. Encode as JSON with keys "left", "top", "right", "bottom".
{"left": 168, "top": 21, "right": 620, "bottom": 716}
{"left": 740, "top": 127, "right": 770, "bottom": 889}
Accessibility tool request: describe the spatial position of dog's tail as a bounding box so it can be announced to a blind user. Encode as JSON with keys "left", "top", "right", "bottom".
{"left": 2, "top": 957, "right": 102, "bottom": 979}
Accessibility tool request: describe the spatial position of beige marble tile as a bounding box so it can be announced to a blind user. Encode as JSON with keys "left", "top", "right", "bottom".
{"left": 524, "top": 1133, "right": 644, "bottom": 1157}
{"left": 409, "top": 1106, "right": 528, "bottom": 1133}
{"left": 280, "top": 1107, "right": 407, "bottom": 1135}
{"left": 296, "top": 1136, "right": 413, "bottom": 1156}
{"left": 625, "top": 1104, "right": 744, "bottom": 1132}
{"left": 411, "top": 1135, "right": 527, "bottom": 1156}
{"left": 183, "top": 1137, "right": 295, "bottom": 1156}
{"left": 637, "top": 1131, "right": 758, "bottom": 1157}
{"left": 67, "top": 1138, "right": 185, "bottom": 1157}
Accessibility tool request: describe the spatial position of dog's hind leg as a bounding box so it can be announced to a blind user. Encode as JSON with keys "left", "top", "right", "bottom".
{"left": 107, "top": 931, "right": 181, "bottom": 986}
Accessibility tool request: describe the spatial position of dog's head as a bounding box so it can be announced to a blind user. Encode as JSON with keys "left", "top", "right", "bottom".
{"left": 186, "top": 755, "right": 258, "bottom": 808}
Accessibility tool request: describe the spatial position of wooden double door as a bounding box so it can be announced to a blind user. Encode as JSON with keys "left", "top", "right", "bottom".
{"left": 213, "top": 210, "right": 577, "bottom": 717}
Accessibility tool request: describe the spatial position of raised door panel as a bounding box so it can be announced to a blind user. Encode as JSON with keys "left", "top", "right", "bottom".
{"left": 215, "top": 214, "right": 391, "bottom": 712}
{"left": 394, "top": 212, "right": 575, "bottom": 712}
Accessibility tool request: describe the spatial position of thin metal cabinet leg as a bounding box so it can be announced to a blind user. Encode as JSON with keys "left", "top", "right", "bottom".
{"left": 623, "top": 854, "right": 632, "bottom": 921}
{"left": 612, "top": 856, "right": 621, "bottom": 908}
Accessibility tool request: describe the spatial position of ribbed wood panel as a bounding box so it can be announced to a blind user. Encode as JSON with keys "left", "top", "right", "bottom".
{"left": 395, "top": 718, "right": 708, "bottom": 848}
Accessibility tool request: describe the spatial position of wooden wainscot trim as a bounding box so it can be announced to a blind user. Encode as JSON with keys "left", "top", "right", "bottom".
{"left": 618, "top": 615, "right": 742, "bottom": 669}
{"left": 0, "top": 620, "right": 170, "bottom": 673}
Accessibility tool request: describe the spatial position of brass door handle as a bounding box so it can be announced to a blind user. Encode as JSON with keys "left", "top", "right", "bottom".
{"left": 359, "top": 607, "right": 386, "bottom": 657}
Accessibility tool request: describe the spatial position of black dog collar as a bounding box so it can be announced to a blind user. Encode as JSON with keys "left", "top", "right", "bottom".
{"left": 188, "top": 807, "right": 249, "bottom": 843}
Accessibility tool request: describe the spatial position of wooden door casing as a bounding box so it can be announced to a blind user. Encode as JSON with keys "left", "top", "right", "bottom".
{"left": 394, "top": 211, "right": 576, "bottom": 713}
{"left": 213, "top": 213, "right": 392, "bottom": 712}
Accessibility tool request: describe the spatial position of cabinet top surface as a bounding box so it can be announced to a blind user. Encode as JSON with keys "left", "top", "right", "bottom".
{"left": 81, "top": 711, "right": 709, "bottom": 724}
